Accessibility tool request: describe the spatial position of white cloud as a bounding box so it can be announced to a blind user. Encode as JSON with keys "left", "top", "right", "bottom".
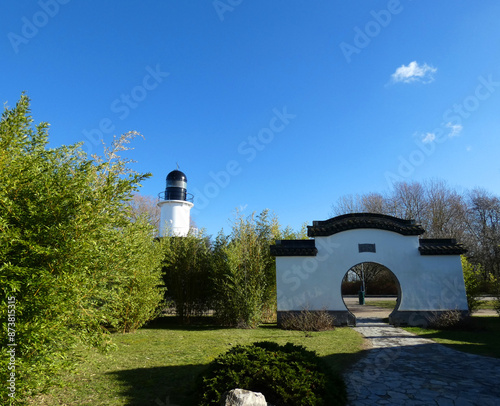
{"left": 417, "top": 123, "right": 462, "bottom": 144}
{"left": 446, "top": 122, "right": 462, "bottom": 138}
{"left": 421, "top": 132, "right": 436, "bottom": 143}
{"left": 391, "top": 61, "right": 437, "bottom": 84}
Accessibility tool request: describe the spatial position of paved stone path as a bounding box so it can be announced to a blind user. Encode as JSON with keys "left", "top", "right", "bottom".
{"left": 343, "top": 318, "right": 500, "bottom": 405}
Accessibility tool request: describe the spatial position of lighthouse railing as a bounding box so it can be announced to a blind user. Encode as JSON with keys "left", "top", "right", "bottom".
{"left": 158, "top": 191, "right": 194, "bottom": 202}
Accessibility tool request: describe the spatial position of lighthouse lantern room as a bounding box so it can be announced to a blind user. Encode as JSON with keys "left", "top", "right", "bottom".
{"left": 158, "top": 169, "right": 194, "bottom": 237}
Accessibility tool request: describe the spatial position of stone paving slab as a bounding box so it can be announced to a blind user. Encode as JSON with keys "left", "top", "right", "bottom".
{"left": 343, "top": 318, "right": 500, "bottom": 405}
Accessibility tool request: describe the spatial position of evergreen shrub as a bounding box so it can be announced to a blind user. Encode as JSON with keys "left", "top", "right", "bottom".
{"left": 198, "top": 341, "right": 346, "bottom": 406}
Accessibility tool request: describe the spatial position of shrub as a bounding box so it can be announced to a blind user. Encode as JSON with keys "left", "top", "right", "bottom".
{"left": 281, "top": 309, "right": 335, "bottom": 332}
{"left": 494, "top": 282, "right": 500, "bottom": 317}
{"left": 160, "top": 232, "right": 213, "bottom": 323}
{"left": 0, "top": 95, "right": 164, "bottom": 403}
{"left": 211, "top": 211, "right": 278, "bottom": 328}
{"left": 427, "top": 310, "right": 469, "bottom": 330}
{"left": 99, "top": 216, "right": 165, "bottom": 332}
{"left": 198, "top": 341, "right": 346, "bottom": 406}
{"left": 341, "top": 280, "right": 362, "bottom": 295}
{"left": 461, "top": 256, "right": 482, "bottom": 313}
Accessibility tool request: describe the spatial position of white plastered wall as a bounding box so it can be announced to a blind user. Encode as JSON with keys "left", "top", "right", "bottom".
{"left": 276, "top": 228, "right": 468, "bottom": 313}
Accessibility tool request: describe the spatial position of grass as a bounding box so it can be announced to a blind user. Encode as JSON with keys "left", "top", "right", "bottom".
{"left": 365, "top": 300, "right": 397, "bottom": 309}
{"left": 403, "top": 316, "right": 500, "bottom": 359}
{"left": 28, "top": 318, "right": 365, "bottom": 406}
{"left": 474, "top": 300, "right": 498, "bottom": 310}
{"left": 365, "top": 299, "right": 499, "bottom": 310}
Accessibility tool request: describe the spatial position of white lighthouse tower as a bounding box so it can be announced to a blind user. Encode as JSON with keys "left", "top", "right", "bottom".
{"left": 158, "top": 169, "right": 194, "bottom": 237}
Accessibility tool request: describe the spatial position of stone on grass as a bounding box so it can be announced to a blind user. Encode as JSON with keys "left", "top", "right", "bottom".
{"left": 221, "top": 388, "right": 267, "bottom": 406}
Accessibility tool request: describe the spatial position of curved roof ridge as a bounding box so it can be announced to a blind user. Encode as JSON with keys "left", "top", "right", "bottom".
{"left": 308, "top": 212, "right": 425, "bottom": 237}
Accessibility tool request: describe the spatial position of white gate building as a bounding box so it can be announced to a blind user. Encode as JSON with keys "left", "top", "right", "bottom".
{"left": 270, "top": 213, "right": 468, "bottom": 326}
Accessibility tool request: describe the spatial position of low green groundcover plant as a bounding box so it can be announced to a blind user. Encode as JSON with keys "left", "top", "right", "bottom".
{"left": 198, "top": 341, "right": 347, "bottom": 406}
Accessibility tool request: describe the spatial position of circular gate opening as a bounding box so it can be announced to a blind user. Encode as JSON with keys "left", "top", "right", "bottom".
{"left": 341, "top": 262, "right": 401, "bottom": 322}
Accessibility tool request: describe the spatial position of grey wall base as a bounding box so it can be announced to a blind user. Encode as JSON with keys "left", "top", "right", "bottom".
{"left": 277, "top": 310, "right": 356, "bottom": 327}
{"left": 389, "top": 310, "right": 470, "bottom": 327}
{"left": 278, "top": 310, "right": 470, "bottom": 328}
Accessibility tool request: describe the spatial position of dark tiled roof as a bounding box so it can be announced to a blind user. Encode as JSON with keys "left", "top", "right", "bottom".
{"left": 270, "top": 239, "right": 317, "bottom": 257}
{"left": 307, "top": 213, "right": 425, "bottom": 237}
{"left": 418, "top": 239, "right": 467, "bottom": 255}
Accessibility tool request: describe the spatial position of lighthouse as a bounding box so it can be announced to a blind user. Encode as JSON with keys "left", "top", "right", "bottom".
{"left": 158, "top": 169, "right": 194, "bottom": 237}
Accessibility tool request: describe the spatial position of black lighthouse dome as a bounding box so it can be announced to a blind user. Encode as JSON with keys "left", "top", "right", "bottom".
{"left": 165, "top": 170, "right": 188, "bottom": 200}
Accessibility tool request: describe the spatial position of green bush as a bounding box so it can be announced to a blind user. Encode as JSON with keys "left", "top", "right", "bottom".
{"left": 462, "top": 256, "right": 482, "bottom": 312}
{"left": 0, "top": 95, "right": 164, "bottom": 404}
{"left": 494, "top": 280, "right": 500, "bottom": 317}
{"left": 211, "top": 211, "right": 279, "bottom": 328}
{"left": 99, "top": 216, "right": 165, "bottom": 332}
{"left": 198, "top": 341, "right": 346, "bottom": 406}
{"left": 160, "top": 232, "right": 213, "bottom": 322}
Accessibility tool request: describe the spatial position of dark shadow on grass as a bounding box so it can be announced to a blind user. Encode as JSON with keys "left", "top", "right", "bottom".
{"left": 107, "top": 364, "right": 208, "bottom": 406}
{"left": 321, "top": 349, "right": 372, "bottom": 376}
{"left": 142, "top": 316, "right": 225, "bottom": 331}
{"left": 258, "top": 323, "right": 279, "bottom": 329}
{"left": 109, "top": 320, "right": 369, "bottom": 405}
{"left": 416, "top": 333, "right": 500, "bottom": 358}
{"left": 143, "top": 317, "right": 281, "bottom": 332}
{"left": 404, "top": 316, "right": 500, "bottom": 358}
{"left": 109, "top": 347, "right": 362, "bottom": 406}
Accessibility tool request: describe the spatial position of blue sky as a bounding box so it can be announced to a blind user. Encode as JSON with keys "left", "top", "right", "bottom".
{"left": 2, "top": 1, "right": 500, "bottom": 237}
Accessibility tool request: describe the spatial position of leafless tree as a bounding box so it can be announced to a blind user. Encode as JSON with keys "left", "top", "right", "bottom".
{"left": 331, "top": 180, "right": 467, "bottom": 238}
{"left": 349, "top": 262, "right": 389, "bottom": 285}
{"left": 127, "top": 193, "right": 161, "bottom": 230}
{"left": 464, "top": 188, "right": 500, "bottom": 277}
{"left": 361, "top": 192, "right": 388, "bottom": 214}
{"left": 331, "top": 192, "right": 388, "bottom": 216}
{"left": 390, "top": 181, "right": 427, "bottom": 221}
{"left": 343, "top": 262, "right": 398, "bottom": 295}
{"left": 331, "top": 194, "right": 363, "bottom": 216}
{"left": 328, "top": 178, "right": 500, "bottom": 282}
{"left": 423, "top": 179, "right": 467, "bottom": 238}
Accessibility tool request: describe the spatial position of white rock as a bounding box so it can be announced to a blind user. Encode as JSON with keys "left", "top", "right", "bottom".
{"left": 221, "top": 388, "right": 267, "bottom": 406}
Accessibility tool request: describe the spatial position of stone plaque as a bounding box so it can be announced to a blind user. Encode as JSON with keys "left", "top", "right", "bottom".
{"left": 359, "top": 243, "right": 376, "bottom": 253}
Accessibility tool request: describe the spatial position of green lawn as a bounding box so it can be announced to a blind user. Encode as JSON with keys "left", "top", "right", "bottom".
{"left": 403, "top": 316, "right": 500, "bottom": 359}
{"left": 474, "top": 300, "right": 498, "bottom": 310}
{"left": 365, "top": 299, "right": 498, "bottom": 311}
{"left": 28, "top": 319, "right": 365, "bottom": 406}
{"left": 364, "top": 300, "right": 398, "bottom": 309}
